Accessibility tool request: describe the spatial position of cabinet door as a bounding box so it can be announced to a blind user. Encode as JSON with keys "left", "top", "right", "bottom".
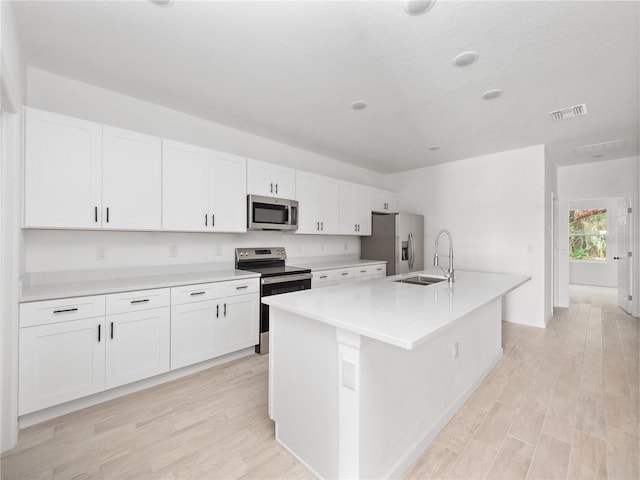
{"left": 371, "top": 188, "right": 399, "bottom": 213}
{"left": 213, "top": 294, "right": 259, "bottom": 357}
{"left": 353, "top": 184, "right": 372, "bottom": 235}
{"left": 19, "top": 318, "right": 105, "bottom": 415}
{"left": 162, "top": 140, "right": 210, "bottom": 231}
{"left": 209, "top": 150, "right": 247, "bottom": 233}
{"left": 102, "top": 126, "right": 162, "bottom": 230}
{"left": 105, "top": 307, "right": 170, "bottom": 389}
{"left": 317, "top": 176, "right": 341, "bottom": 234}
{"left": 295, "top": 171, "right": 321, "bottom": 234}
{"left": 24, "top": 108, "right": 102, "bottom": 228}
{"left": 247, "top": 159, "right": 296, "bottom": 199}
{"left": 170, "top": 300, "right": 217, "bottom": 369}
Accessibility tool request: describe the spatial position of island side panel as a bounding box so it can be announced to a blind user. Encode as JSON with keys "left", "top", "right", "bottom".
{"left": 270, "top": 307, "right": 339, "bottom": 479}
{"left": 358, "top": 298, "right": 503, "bottom": 479}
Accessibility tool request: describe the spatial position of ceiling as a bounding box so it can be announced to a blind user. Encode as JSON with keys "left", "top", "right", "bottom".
{"left": 11, "top": 0, "right": 640, "bottom": 173}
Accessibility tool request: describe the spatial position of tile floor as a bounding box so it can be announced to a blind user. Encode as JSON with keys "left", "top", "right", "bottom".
{"left": 1, "top": 285, "right": 638, "bottom": 479}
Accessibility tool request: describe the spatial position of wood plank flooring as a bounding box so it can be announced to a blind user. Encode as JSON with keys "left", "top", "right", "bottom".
{"left": 2, "top": 285, "right": 638, "bottom": 479}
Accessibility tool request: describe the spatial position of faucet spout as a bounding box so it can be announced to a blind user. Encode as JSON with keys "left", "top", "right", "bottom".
{"left": 434, "top": 229, "right": 454, "bottom": 284}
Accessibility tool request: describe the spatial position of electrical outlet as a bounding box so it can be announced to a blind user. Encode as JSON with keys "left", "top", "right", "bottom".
{"left": 215, "top": 245, "right": 222, "bottom": 256}
{"left": 341, "top": 359, "right": 356, "bottom": 390}
{"left": 453, "top": 341, "right": 459, "bottom": 360}
{"left": 97, "top": 246, "right": 107, "bottom": 260}
{"left": 169, "top": 245, "right": 178, "bottom": 257}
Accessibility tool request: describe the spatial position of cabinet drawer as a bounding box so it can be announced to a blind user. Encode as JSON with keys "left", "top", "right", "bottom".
{"left": 171, "top": 283, "right": 220, "bottom": 305}
{"left": 332, "top": 268, "right": 354, "bottom": 281}
{"left": 312, "top": 271, "right": 335, "bottom": 286}
{"left": 354, "top": 264, "right": 386, "bottom": 277}
{"left": 217, "top": 278, "right": 259, "bottom": 298}
{"left": 106, "top": 288, "right": 170, "bottom": 315}
{"left": 20, "top": 295, "right": 106, "bottom": 328}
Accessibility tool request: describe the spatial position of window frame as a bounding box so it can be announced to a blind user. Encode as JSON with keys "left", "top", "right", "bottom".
{"left": 568, "top": 208, "right": 608, "bottom": 263}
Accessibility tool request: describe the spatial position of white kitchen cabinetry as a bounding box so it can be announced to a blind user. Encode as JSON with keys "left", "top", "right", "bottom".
{"left": 102, "top": 126, "right": 162, "bottom": 230}
{"left": 247, "top": 158, "right": 296, "bottom": 199}
{"left": 104, "top": 289, "right": 170, "bottom": 389}
{"left": 24, "top": 108, "right": 102, "bottom": 229}
{"left": 339, "top": 182, "right": 372, "bottom": 236}
{"left": 311, "top": 263, "right": 386, "bottom": 289}
{"left": 24, "top": 108, "right": 163, "bottom": 230}
{"left": 371, "top": 188, "right": 399, "bottom": 213}
{"left": 296, "top": 171, "right": 340, "bottom": 234}
{"left": 170, "top": 279, "right": 259, "bottom": 370}
{"left": 19, "top": 296, "right": 106, "bottom": 415}
{"left": 162, "top": 140, "right": 246, "bottom": 233}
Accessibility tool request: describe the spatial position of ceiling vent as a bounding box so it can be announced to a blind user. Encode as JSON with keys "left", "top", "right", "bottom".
{"left": 573, "top": 139, "right": 627, "bottom": 157}
{"left": 549, "top": 103, "right": 588, "bottom": 121}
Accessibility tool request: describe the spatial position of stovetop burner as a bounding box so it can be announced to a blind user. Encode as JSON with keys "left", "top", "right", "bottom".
{"left": 235, "top": 247, "right": 311, "bottom": 277}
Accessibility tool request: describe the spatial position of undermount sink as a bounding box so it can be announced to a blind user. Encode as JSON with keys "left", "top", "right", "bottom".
{"left": 394, "top": 274, "right": 447, "bottom": 286}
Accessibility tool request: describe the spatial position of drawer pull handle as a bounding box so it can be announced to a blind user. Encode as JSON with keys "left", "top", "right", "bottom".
{"left": 53, "top": 308, "right": 79, "bottom": 314}
{"left": 106, "top": 207, "right": 110, "bottom": 223}
{"left": 130, "top": 299, "right": 150, "bottom": 304}
{"left": 319, "top": 275, "right": 328, "bottom": 279}
{"left": 376, "top": 267, "right": 383, "bottom": 271}
{"left": 98, "top": 324, "right": 101, "bottom": 342}
{"left": 360, "top": 270, "right": 367, "bottom": 273}
{"left": 341, "top": 272, "right": 349, "bottom": 276}
{"left": 216, "top": 304, "right": 219, "bottom": 318}
{"left": 236, "top": 285, "right": 248, "bottom": 290}
{"left": 110, "top": 322, "right": 114, "bottom": 339}
{"left": 94, "top": 206, "right": 98, "bottom": 223}
{"left": 224, "top": 303, "right": 227, "bottom": 316}
{"left": 190, "top": 291, "right": 206, "bottom": 296}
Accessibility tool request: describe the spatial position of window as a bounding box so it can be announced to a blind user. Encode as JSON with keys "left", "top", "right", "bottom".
{"left": 569, "top": 209, "right": 607, "bottom": 261}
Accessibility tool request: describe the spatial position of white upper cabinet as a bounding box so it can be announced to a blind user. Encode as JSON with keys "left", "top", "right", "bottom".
{"left": 371, "top": 188, "right": 399, "bottom": 213}
{"left": 24, "top": 108, "right": 102, "bottom": 228}
{"left": 162, "top": 140, "right": 246, "bottom": 232}
{"left": 102, "top": 126, "right": 162, "bottom": 230}
{"left": 247, "top": 158, "right": 296, "bottom": 199}
{"left": 339, "top": 182, "right": 371, "bottom": 236}
{"left": 296, "top": 171, "right": 340, "bottom": 234}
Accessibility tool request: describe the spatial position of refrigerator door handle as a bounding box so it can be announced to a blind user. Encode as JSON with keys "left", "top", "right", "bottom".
{"left": 408, "top": 233, "right": 413, "bottom": 270}
{"left": 409, "top": 232, "right": 416, "bottom": 270}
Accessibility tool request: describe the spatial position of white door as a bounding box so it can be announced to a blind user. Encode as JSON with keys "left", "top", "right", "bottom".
{"left": 102, "top": 126, "right": 162, "bottom": 230}
{"left": 271, "top": 165, "right": 296, "bottom": 200}
{"left": 19, "top": 318, "right": 105, "bottom": 415}
{"left": 170, "top": 300, "right": 217, "bottom": 369}
{"left": 317, "top": 176, "right": 341, "bottom": 234}
{"left": 209, "top": 150, "right": 247, "bottom": 232}
{"left": 617, "top": 198, "right": 632, "bottom": 313}
{"left": 247, "top": 159, "right": 296, "bottom": 199}
{"left": 213, "top": 294, "right": 259, "bottom": 357}
{"left": 353, "top": 184, "right": 372, "bottom": 235}
{"left": 296, "top": 171, "right": 321, "bottom": 233}
{"left": 24, "top": 108, "right": 102, "bottom": 228}
{"left": 162, "top": 140, "right": 210, "bottom": 231}
{"left": 105, "top": 308, "right": 170, "bottom": 389}
{"left": 339, "top": 182, "right": 358, "bottom": 235}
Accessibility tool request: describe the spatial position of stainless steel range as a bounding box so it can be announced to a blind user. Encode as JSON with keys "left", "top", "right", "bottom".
{"left": 235, "top": 247, "right": 311, "bottom": 354}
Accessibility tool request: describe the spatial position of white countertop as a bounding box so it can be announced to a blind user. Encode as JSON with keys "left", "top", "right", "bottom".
{"left": 20, "top": 264, "right": 259, "bottom": 303}
{"left": 264, "top": 269, "right": 530, "bottom": 350}
{"left": 291, "top": 258, "right": 387, "bottom": 271}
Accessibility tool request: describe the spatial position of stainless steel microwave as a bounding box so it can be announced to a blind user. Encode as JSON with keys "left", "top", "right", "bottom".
{"left": 247, "top": 195, "right": 298, "bottom": 231}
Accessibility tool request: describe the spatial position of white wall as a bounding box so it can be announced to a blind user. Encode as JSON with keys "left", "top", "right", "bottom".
{"left": 568, "top": 197, "right": 622, "bottom": 287}
{"left": 1, "top": 0, "right": 26, "bottom": 452}
{"left": 22, "top": 68, "right": 385, "bottom": 274}
{"left": 385, "top": 145, "right": 549, "bottom": 328}
{"left": 557, "top": 156, "right": 639, "bottom": 313}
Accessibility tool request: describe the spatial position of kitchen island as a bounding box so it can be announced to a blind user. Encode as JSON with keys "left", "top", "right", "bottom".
{"left": 264, "top": 269, "right": 529, "bottom": 479}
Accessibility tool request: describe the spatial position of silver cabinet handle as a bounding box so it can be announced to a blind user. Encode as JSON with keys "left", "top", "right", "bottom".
{"left": 106, "top": 207, "right": 110, "bottom": 223}
{"left": 223, "top": 303, "right": 227, "bottom": 316}
{"left": 205, "top": 214, "right": 208, "bottom": 226}
{"left": 236, "top": 285, "right": 248, "bottom": 290}
{"left": 94, "top": 206, "right": 98, "bottom": 223}
{"left": 341, "top": 272, "right": 349, "bottom": 276}
{"left": 321, "top": 222, "right": 324, "bottom": 231}
{"left": 360, "top": 270, "right": 367, "bottom": 273}
{"left": 270, "top": 183, "right": 274, "bottom": 193}
{"left": 355, "top": 224, "right": 357, "bottom": 232}
{"left": 211, "top": 213, "right": 215, "bottom": 227}
{"left": 319, "top": 275, "right": 328, "bottom": 279}
{"left": 190, "top": 291, "right": 206, "bottom": 296}
{"left": 317, "top": 222, "right": 320, "bottom": 231}
{"left": 376, "top": 267, "right": 383, "bottom": 271}
{"left": 130, "top": 299, "right": 149, "bottom": 304}
{"left": 275, "top": 183, "right": 278, "bottom": 194}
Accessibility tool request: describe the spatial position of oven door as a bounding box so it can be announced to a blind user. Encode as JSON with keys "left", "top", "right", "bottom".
{"left": 257, "top": 273, "right": 311, "bottom": 354}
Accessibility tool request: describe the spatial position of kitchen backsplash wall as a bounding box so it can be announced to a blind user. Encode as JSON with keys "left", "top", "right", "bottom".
{"left": 23, "top": 229, "right": 361, "bottom": 273}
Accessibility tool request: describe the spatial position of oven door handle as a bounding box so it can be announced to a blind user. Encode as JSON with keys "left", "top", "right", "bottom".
{"left": 261, "top": 273, "right": 312, "bottom": 285}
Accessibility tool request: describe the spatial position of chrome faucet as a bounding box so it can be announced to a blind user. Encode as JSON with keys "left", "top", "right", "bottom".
{"left": 434, "top": 229, "right": 454, "bottom": 284}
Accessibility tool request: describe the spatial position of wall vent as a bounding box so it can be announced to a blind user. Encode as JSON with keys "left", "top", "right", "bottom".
{"left": 549, "top": 103, "right": 588, "bottom": 121}
{"left": 573, "top": 139, "right": 627, "bottom": 157}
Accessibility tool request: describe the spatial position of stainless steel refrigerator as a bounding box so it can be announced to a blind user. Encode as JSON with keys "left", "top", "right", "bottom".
{"left": 361, "top": 212, "right": 424, "bottom": 275}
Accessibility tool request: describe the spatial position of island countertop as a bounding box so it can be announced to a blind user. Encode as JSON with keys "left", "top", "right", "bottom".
{"left": 264, "top": 269, "right": 530, "bottom": 349}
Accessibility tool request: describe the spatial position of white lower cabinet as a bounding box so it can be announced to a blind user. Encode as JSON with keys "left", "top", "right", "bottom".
{"left": 170, "top": 279, "right": 259, "bottom": 370}
{"left": 311, "top": 263, "right": 386, "bottom": 289}
{"left": 19, "top": 316, "right": 106, "bottom": 415}
{"left": 105, "top": 308, "right": 170, "bottom": 389}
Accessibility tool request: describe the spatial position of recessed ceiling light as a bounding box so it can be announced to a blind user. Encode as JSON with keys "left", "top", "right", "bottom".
{"left": 452, "top": 51, "right": 479, "bottom": 67}
{"left": 405, "top": 0, "right": 436, "bottom": 16}
{"left": 150, "top": 0, "right": 174, "bottom": 6}
{"left": 351, "top": 101, "right": 368, "bottom": 111}
{"left": 428, "top": 146, "right": 441, "bottom": 151}
{"left": 481, "top": 89, "right": 502, "bottom": 100}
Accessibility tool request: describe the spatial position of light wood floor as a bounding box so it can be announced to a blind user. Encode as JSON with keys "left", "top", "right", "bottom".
{"left": 2, "top": 285, "right": 638, "bottom": 479}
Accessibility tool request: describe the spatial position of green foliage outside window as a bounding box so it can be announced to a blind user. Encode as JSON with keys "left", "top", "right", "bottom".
{"left": 569, "top": 209, "right": 607, "bottom": 260}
